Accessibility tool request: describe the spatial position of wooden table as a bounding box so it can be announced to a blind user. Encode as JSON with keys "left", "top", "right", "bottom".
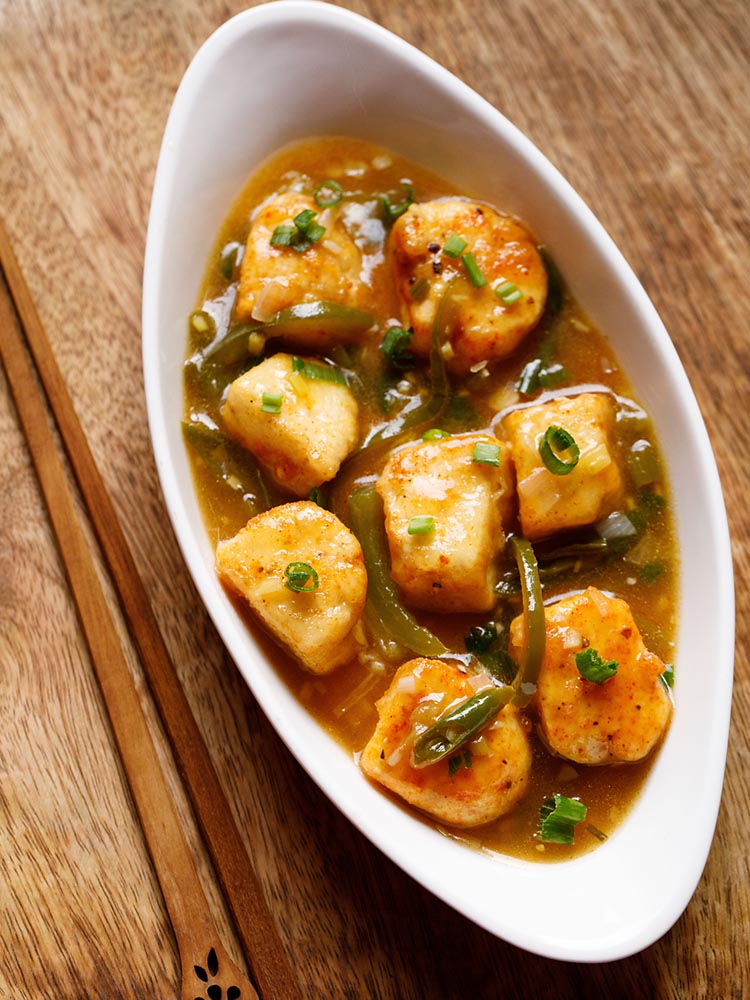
{"left": 1, "top": 1, "right": 748, "bottom": 996}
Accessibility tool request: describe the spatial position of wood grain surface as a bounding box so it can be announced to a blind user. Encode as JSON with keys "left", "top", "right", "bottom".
{"left": 1, "top": 1, "right": 748, "bottom": 997}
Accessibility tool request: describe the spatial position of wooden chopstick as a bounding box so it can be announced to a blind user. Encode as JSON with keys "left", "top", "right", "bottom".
{"left": 0, "top": 220, "right": 302, "bottom": 1000}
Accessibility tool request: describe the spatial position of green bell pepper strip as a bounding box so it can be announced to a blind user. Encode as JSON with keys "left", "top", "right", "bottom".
{"left": 411, "top": 687, "right": 513, "bottom": 766}
{"left": 509, "top": 536, "right": 546, "bottom": 706}
{"left": 348, "top": 485, "right": 446, "bottom": 658}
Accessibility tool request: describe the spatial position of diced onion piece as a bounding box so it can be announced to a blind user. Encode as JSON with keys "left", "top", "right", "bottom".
{"left": 580, "top": 440, "right": 612, "bottom": 475}
{"left": 596, "top": 510, "right": 637, "bottom": 542}
{"left": 520, "top": 466, "right": 562, "bottom": 519}
{"left": 562, "top": 628, "right": 582, "bottom": 650}
{"left": 251, "top": 280, "right": 289, "bottom": 322}
{"left": 386, "top": 745, "right": 405, "bottom": 767}
{"left": 395, "top": 674, "right": 417, "bottom": 694}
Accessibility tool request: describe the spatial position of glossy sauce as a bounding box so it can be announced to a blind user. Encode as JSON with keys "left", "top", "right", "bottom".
{"left": 184, "top": 137, "right": 677, "bottom": 861}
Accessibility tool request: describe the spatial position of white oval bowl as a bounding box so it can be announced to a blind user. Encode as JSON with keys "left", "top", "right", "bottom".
{"left": 142, "top": 1, "right": 734, "bottom": 962}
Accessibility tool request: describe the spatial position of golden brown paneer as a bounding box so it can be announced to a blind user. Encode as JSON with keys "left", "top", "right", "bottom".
{"left": 216, "top": 502, "right": 367, "bottom": 675}
{"left": 221, "top": 352, "right": 359, "bottom": 496}
{"left": 390, "top": 198, "right": 547, "bottom": 373}
{"left": 501, "top": 392, "right": 623, "bottom": 540}
{"left": 360, "top": 658, "right": 531, "bottom": 828}
{"left": 510, "top": 587, "right": 672, "bottom": 764}
{"left": 376, "top": 433, "right": 515, "bottom": 613}
{"left": 236, "top": 191, "right": 365, "bottom": 344}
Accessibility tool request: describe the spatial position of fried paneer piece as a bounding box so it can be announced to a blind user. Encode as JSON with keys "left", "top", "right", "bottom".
{"left": 510, "top": 587, "right": 672, "bottom": 764}
{"left": 236, "top": 191, "right": 364, "bottom": 341}
{"left": 390, "top": 198, "right": 547, "bottom": 373}
{"left": 501, "top": 392, "right": 623, "bottom": 540}
{"left": 376, "top": 433, "right": 515, "bottom": 613}
{"left": 360, "top": 658, "right": 531, "bottom": 828}
{"left": 216, "top": 502, "right": 367, "bottom": 675}
{"left": 221, "top": 352, "right": 359, "bottom": 496}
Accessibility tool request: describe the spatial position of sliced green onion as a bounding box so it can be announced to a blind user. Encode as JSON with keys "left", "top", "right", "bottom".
{"left": 472, "top": 442, "right": 501, "bottom": 466}
{"left": 412, "top": 688, "right": 512, "bottom": 766}
{"left": 270, "top": 223, "right": 295, "bottom": 247}
{"left": 314, "top": 179, "right": 343, "bottom": 208}
{"left": 382, "top": 325, "right": 415, "bottom": 370}
{"left": 465, "top": 622, "right": 498, "bottom": 655}
{"left": 283, "top": 561, "right": 319, "bottom": 593}
{"left": 448, "top": 751, "right": 473, "bottom": 779}
{"left": 409, "top": 276, "right": 431, "bottom": 301}
{"left": 518, "top": 358, "right": 543, "bottom": 396}
{"left": 381, "top": 182, "right": 414, "bottom": 221}
{"left": 539, "top": 794, "right": 587, "bottom": 844}
{"left": 291, "top": 356, "right": 347, "bottom": 386}
{"left": 640, "top": 562, "right": 664, "bottom": 583}
{"left": 443, "top": 234, "right": 468, "bottom": 258}
{"left": 261, "top": 391, "right": 283, "bottom": 414}
{"left": 271, "top": 209, "right": 326, "bottom": 252}
{"left": 495, "top": 280, "right": 522, "bottom": 304}
{"left": 539, "top": 425, "right": 580, "bottom": 475}
{"left": 575, "top": 648, "right": 618, "bottom": 684}
{"left": 538, "top": 363, "right": 569, "bottom": 389}
{"left": 308, "top": 486, "right": 328, "bottom": 508}
{"left": 407, "top": 515, "right": 435, "bottom": 536}
{"left": 422, "top": 427, "right": 451, "bottom": 441}
{"left": 348, "top": 486, "right": 446, "bottom": 657}
{"left": 461, "top": 252, "right": 487, "bottom": 288}
{"left": 509, "top": 536, "right": 545, "bottom": 706}
{"left": 219, "top": 241, "right": 241, "bottom": 280}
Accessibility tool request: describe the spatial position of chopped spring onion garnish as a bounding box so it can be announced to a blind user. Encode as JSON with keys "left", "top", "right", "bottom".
{"left": 260, "top": 391, "right": 283, "bottom": 414}
{"left": 308, "top": 486, "right": 328, "bottom": 508}
{"left": 661, "top": 664, "right": 674, "bottom": 690}
{"left": 640, "top": 562, "right": 664, "bottom": 583}
{"left": 291, "top": 356, "right": 347, "bottom": 386}
{"left": 409, "top": 276, "right": 431, "bottom": 301}
{"left": 270, "top": 209, "right": 326, "bottom": 253}
{"left": 539, "top": 794, "right": 588, "bottom": 844}
{"left": 575, "top": 648, "right": 618, "bottom": 684}
{"left": 412, "top": 688, "right": 512, "bottom": 766}
{"left": 381, "top": 182, "right": 414, "bottom": 221}
{"left": 465, "top": 622, "right": 498, "bottom": 655}
{"left": 407, "top": 515, "right": 435, "bottom": 536}
{"left": 472, "top": 442, "right": 501, "bottom": 466}
{"left": 422, "top": 427, "right": 451, "bottom": 441}
{"left": 313, "top": 179, "right": 343, "bottom": 208}
{"left": 461, "top": 252, "right": 487, "bottom": 287}
{"left": 509, "top": 536, "right": 545, "bottom": 706}
{"left": 495, "top": 280, "right": 522, "bottom": 305}
{"left": 517, "top": 359, "right": 569, "bottom": 395}
{"left": 382, "top": 325, "right": 415, "bottom": 370}
{"left": 539, "top": 425, "right": 580, "bottom": 475}
{"left": 448, "top": 749, "right": 473, "bottom": 779}
{"left": 283, "top": 561, "right": 319, "bottom": 593}
{"left": 219, "top": 241, "right": 241, "bottom": 280}
{"left": 443, "top": 234, "right": 468, "bottom": 258}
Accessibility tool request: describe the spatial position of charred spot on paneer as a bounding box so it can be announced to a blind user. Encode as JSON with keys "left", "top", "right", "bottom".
{"left": 376, "top": 433, "right": 515, "bottom": 613}
{"left": 501, "top": 392, "right": 623, "bottom": 540}
{"left": 216, "top": 501, "right": 367, "bottom": 675}
{"left": 390, "top": 198, "right": 547, "bottom": 374}
{"left": 509, "top": 587, "right": 672, "bottom": 764}
{"left": 360, "top": 658, "right": 532, "bottom": 828}
{"left": 221, "top": 352, "right": 359, "bottom": 496}
{"left": 236, "top": 191, "right": 365, "bottom": 344}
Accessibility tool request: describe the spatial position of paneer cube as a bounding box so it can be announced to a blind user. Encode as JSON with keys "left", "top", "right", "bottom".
{"left": 216, "top": 501, "right": 367, "bottom": 675}
{"left": 235, "top": 191, "right": 365, "bottom": 342}
{"left": 360, "top": 657, "right": 532, "bottom": 828}
{"left": 390, "top": 198, "right": 547, "bottom": 373}
{"left": 501, "top": 392, "right": 623, "bottom": 540}
{"left": 221, "top": 352, "right": 359, "bottom": 496}
{"left": 509, "top": 587, "right": 672, "bottom": 763}
{"left": 376, "top": 433, "right": 514, "bottom": 613}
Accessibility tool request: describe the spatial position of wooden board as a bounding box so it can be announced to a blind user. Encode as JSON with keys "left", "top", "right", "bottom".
{"left": 1, "top": 0, "right": 748, "bottom": 995}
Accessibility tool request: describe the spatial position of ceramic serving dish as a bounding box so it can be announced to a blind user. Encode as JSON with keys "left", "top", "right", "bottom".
{"left": 142, "top": 1, "right": 734, "bottom": 961}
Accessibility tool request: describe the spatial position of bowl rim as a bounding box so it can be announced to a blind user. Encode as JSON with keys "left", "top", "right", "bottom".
{"left": 142, "top": 0, "right": 735, "bottom": 962}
